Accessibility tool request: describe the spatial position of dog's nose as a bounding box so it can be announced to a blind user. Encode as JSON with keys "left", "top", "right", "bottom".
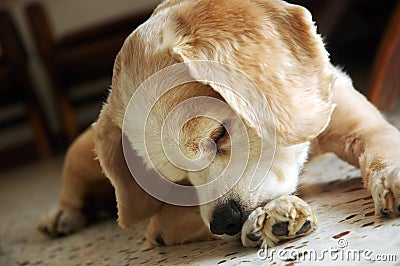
{"left": 210, "top": 200, "right": 243, "bottom": 236}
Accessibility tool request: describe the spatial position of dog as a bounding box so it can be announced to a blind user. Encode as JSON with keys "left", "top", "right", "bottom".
{"left": 39, "top": 0, "right": 400, "bottom": 248}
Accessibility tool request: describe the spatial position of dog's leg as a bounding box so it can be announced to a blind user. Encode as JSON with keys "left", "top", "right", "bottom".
{"left": 241, "top": 195, "right": 317, "bottom": 247}
{"left": 146, "top": 205, "right": 214, "bottom": 246}
{"left": 317, "top": 69, "right": 400, "bottom": 217}
{"left": 94, "top": 107, "right": 163, "bottom": 228}
{"left": 38, "top": 127, "right": 113, "bottom": 237}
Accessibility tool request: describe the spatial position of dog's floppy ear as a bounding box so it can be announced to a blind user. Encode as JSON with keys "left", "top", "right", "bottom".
{"left": 170, "top": 0, "right": 335, "bottom": 146}
{"left": 94, "top": 105, "right": 162, "bottom": 228}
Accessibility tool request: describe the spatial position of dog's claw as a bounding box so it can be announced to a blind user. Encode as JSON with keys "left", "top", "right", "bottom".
{"left": 155, "top": 234, "right": 166, "bottom": 246}
{"left": 369, "top": 166, "right": 400, "bottom": 217}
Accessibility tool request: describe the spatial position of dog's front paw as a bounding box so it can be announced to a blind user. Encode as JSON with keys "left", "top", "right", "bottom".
{"left": 241, "top": 195, "right": 317, "bottom": 247}
{"left": 38, "top": 207, "right": 87, "bottom": 238}
{"left": 369, "top": 166, "right": 400, "bottom": 217}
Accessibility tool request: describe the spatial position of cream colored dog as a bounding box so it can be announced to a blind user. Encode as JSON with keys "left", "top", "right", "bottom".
{"left": 39, "top": 0, "right": 400, "bottom": 247}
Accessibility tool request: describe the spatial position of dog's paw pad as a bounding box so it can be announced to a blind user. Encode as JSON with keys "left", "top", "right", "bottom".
{"left": 241, "top": 195, "right": 317, "bottom": 247}
{"left": 271, "top": 221, "right": 289, "bottom": 236}
{"left": 38, "top": 208, "right": 87, "bottom": 238}
{"left": 246, "top": 232, "right": 262, "bottom": 242}
{"left": 271, "top": 219, "right": 311, "bottom": 237}
{"left": 296, "top": 220, "right": 311, "bottom": 235}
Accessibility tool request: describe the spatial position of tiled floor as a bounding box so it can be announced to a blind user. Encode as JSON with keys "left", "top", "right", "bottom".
{"left": 1, "top": 107, "right": 400, "bottom": 266}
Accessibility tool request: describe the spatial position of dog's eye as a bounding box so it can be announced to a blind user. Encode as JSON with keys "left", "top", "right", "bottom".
{"left": 211, "top": 125, "right": 227, "bottom": 142}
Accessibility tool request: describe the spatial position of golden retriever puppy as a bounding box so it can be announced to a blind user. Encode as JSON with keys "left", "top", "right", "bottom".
{"left": 39, "top": 0, "right": 400, "bottom": 248}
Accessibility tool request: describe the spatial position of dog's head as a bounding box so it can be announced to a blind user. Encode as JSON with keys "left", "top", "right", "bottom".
{"left": 105, "top": 0, "right": 335, "bottom": 237}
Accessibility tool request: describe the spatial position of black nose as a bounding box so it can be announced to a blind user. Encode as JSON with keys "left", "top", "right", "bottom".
{"left": 210, "top": 200, "right": 243, "bottom": 236}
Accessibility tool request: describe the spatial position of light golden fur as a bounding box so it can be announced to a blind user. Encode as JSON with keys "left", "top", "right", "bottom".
{"left": 39, "top": 0, "right": 400, "bottom": 246}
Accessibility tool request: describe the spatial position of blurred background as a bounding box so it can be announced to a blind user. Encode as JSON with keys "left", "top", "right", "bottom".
{"left": 0, "top": 0, "right": 398, "bottom": 170}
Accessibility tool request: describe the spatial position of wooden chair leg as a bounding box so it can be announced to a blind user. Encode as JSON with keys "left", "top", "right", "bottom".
{"left": 58, "top": 93, "right": 79, "bottom": 142}
{"left": 27, "top": 101, "right": 52, "bottom": 157}
{"left": 368, "top": 2, "right": 400, "bottom": 112}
